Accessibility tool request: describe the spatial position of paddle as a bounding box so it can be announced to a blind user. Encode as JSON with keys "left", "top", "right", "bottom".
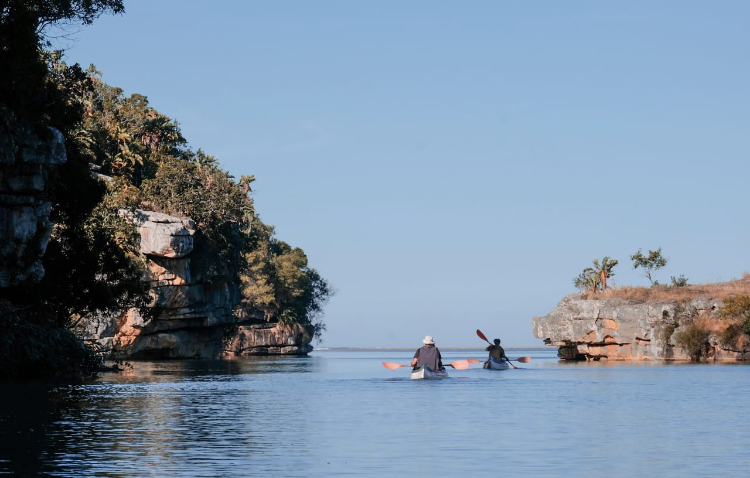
{"left": 476, "top": 329, "right": 523, "bottom": 369}
{"left": 382, "top": 360, "right": 470, "bottom": 370}
{"left": 467, "top": 357, "right": 530, "bottom": 364}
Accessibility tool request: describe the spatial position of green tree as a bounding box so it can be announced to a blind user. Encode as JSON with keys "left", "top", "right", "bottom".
{"left": 140, "top": 154, "right": 249, "bottom": 283}
{"left": 630, "top": 247, "right": 667, "bottom": 285}
{"left": 589, "top": 256, "right": 618, "bottom": 291}
{"left": 238, "top": 220, "right": 331, "bottom": 342}
{"left": 573, "top": 270, "right": 600, "bottom": 292}
{"left": 82, "top": 81, "right": 186, "bottom": 184}
{"left": 1, "top": 0, "right": 132, "bottom": 378}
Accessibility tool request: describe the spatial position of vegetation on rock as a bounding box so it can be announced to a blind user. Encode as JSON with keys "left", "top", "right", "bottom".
{"left": 573, "top": 256, "right": 617, "bottom": 292}
{"left": 0, "top": 0, "right": 331, "bottom": 377}
{"left": 630, "top": 247, "right": 668, "bottom": 285}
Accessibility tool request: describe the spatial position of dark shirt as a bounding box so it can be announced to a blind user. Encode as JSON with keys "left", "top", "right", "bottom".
{"left": 485, "top": 344, "right": 506, "bottom": 361}
{"left": 413, "top": 345, "right": 443, "bottom": 370}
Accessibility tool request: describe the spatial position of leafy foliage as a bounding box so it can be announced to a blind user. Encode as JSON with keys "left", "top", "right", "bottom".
{"left": 573, "top": 270, "right": 600, "bottom": 292}
{"left": 591, "top": 256, "right": 618, "bottom": 291}
{"left": 669, "top": 275, "right": 689, "bottom": 288}
{"left": 239, "top": 221, "right": 331, "bottom": 341}
{"left": 673, "top": 321, "right": 712, "bottom": 360}
{"left": 719, "top": 294, "right": 750, "bottom": 341}
{"left": 630, "top": 247, "right": 667, "bottom": 285}
{"left": 81, "top": 78, "right": 186, "bottom": 184}
{"left": 90, "top": 72, "right": 332, "bottom": 339}
{"left": 1, "top": 0, "right": 136, "bottom": 378}
{"left": 574, "top": 256, "right": 617, "bottom": 292}
{"left": 1, "top": 0, "right": 332, "bottom": 379}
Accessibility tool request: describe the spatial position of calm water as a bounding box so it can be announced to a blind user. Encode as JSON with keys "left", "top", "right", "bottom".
{"left": 1, "top": 348, "right": 749, "bottom": 477}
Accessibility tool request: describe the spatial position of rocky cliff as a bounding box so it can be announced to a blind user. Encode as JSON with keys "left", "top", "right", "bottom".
{"left": 80, "top": 209, "right": 312, "bottom": 359}
{"left": 532, "top": 294, "right": 745, "bottom": 362}
{"left": 0, "top": 118, "right": 66, "bottom": 288}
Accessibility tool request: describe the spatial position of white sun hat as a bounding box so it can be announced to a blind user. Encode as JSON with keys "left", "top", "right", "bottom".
{"left": 422, "top": 335, "right": 435, "bottom": 345}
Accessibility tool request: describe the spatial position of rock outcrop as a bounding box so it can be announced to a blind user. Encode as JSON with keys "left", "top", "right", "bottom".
{"left": 81, "top": 209, "right": 312, "bottom": 359}
{"left": 533, "top": 294, "right": 745, "bottom": 362}
{"left": 0, "top": 119, "right": 66, "bottom": 288}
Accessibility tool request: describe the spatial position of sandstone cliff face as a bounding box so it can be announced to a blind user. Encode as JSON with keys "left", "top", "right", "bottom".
{"left": 82, "top": 210, "right": 311, "bottom": 359}
{"left": 0, "top": 121, "right": 66, "bottom": 287}
{"left": 532, "top": 294, "right": 744, "bottom": 362}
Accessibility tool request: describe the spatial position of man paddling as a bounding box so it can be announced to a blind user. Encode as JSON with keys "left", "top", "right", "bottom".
{"left": 410, "top": 335, "right": 444, "bottom": 371}
{"left": 484, "top": 338, "right": 508, "bottom": 368}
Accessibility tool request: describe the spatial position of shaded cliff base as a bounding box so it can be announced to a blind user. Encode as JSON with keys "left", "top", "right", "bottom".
{"left": 533, "top": 277, "right": 750, "bottom": 362}
{"left": 0, "top": 302, "right": 101, "bottom": 379}
{"left": 83, "top": 316, "right": 313, "bottom": 360}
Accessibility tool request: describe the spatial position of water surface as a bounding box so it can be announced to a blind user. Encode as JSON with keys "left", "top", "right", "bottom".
{"left": 1, "top": 349, "right": 749, "bottom": 477}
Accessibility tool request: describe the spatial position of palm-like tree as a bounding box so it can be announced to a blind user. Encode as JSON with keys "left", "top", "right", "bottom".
{"left": 590, "top": 256, "right": 618, "bottom": 291}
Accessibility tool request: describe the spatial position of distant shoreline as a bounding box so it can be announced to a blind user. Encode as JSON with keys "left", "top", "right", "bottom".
{"left": 313, "top": 346, "right": 551, "bottom": 351}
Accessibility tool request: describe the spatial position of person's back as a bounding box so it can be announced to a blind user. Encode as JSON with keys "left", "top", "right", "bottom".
{"left": 411, "top": 335, "right": 443, "bottom": 370}
{"left": 486, "top": 339, "right": 506, "bottom": 362}
{"left": 414, "top": 344, "right": 442, "bottom": 369}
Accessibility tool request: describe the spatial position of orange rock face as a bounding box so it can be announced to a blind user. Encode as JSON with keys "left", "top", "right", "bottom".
{"left": 532, "top": 294, "right": 746, "bottom": 362}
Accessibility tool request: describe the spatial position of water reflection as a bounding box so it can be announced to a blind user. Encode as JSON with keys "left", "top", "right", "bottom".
{"left": 2, "top": 351, "right": 749, "bottom": 477}
{"left": 1, "top": 356, "right": 319, "bottom": 477}
{"left": 0, "top": 382, "right": 63, "bottom": 476}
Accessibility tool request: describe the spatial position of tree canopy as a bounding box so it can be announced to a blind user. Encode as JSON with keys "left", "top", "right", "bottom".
{"left": 630, "top": 247, "right": 667, "bottom": 285}
{"left": 0, "top": 1, "right": 331, "bottom": 376}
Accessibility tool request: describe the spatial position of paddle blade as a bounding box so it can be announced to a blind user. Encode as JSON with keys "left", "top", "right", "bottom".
{"left": 467, "top": 358, "right": 483, "bottom": 364}
{"left": 382, "top": 362, "right": 405, "bottom": 370}
{"left": 449, "top": 359, "right": 470, "bottom": 370}
{"left": 516, "top": 357, "right": 531, "bottom": 363}
{"left": 476, "top": 329, "right": 490, "bottom": 344}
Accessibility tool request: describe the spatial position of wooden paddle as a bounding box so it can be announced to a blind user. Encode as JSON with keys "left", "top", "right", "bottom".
{"left": 382, "top": 360, "right": 470, "bottom": 370}
{"left": 476, "top": 329, "right": 525, "bottom": 369}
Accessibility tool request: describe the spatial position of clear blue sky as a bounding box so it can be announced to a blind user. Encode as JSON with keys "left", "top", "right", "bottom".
{"left": 53, "top": 1, "right": 749, "bottom": 348}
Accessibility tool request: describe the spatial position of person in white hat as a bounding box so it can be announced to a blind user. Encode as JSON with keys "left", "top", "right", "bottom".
{"left": 409, "top": 335, "right": 444, "bottom": 370}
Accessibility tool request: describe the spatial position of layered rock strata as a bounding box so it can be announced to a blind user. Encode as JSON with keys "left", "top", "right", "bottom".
{"left": 82, "top": 209, "right": 311, "bottom": 359}
{"left": 533, "top": 294, "right": 745, "bottom": 362}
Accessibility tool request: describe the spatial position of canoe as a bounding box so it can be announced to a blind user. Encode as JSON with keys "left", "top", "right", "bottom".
{"left": 410, "top": 365, "right": 449, "bottom": 380}
{"left": 483, "top": 357, "right": 510, "bottom": 370}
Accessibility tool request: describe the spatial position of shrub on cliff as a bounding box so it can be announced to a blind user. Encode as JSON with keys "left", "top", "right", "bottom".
{"left": 673, "top": 318, "right": 714, "bottom": 361}
{"left": 718, "top": 295, "right": 750, "bottom": 351}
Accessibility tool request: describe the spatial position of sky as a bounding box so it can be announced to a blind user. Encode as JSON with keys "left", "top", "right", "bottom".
{"left": 51, "top": 0, "right": 750, "bottom": 348}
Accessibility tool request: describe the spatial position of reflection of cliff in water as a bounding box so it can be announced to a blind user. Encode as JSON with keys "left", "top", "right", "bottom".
{"left": 0, "top": 383, "right": 63, "bottom": 476}
{"left": 0, "top": 356, "right": 319, "bottom": 475}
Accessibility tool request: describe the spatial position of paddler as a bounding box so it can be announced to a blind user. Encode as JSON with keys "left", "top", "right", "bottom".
{"left": 484, "top": 338, "right": 508, "bottom": 367}
{"left": 410, "top": 335, "right": 444, "bottom": 370}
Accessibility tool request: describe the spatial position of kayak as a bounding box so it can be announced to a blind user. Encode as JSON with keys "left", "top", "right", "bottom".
{"left": 410, "top": 365, "right": 449, "bottom": 380}
{"left": 483, "top": 357, "right": 510, "bottom": 370}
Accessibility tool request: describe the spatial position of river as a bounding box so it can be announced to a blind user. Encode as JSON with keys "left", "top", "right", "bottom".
{"left": 1, "top": 348, "right": 749, "bottom": 477}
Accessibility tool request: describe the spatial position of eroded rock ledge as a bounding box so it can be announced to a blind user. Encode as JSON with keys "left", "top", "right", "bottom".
{"left": 532, "top": 294, "right": 745, "bottom": 362}
{"left": 80, "top": 209, "right": 311, "bottom": 359}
